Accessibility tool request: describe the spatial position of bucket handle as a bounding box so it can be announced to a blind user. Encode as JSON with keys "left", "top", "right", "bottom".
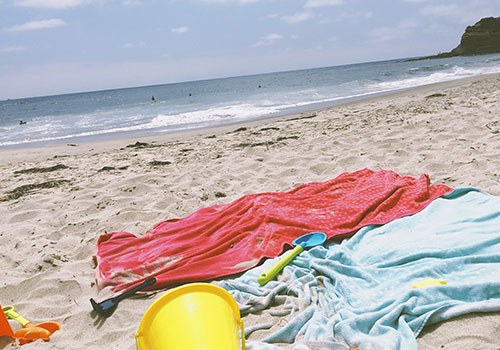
{"left": 240, "top": 319, "right": 246, "bottom": 350}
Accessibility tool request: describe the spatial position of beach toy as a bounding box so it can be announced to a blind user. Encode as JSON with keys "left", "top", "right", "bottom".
{"left": 0, "top": 304, "right": 14, "bottom": 339}
{"left": 135, "top": 283, "right": 245, "bottom": 350}
{"left": 258, "top": 231, "right": 327, "bottom": 286}
{"left": 90, "top": 277, "right": 156, "bottom": 318}
{"left": 2, "top": 306, "right": 61, "bottom": 345}
{"left": 412, "top": 277, "right": 447, "bottom": 289}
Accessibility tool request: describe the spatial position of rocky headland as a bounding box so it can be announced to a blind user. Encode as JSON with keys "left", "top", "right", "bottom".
{"left": 409, "top": 16, "right": 500, "bottom": 61}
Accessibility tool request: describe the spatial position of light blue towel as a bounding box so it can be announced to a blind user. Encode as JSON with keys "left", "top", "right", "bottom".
{"left": 219, "top": 188, "right": 500, "bottom": 350}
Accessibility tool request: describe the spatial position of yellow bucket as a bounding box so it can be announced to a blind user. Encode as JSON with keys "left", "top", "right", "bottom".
{"left": 135, "top": 283, "right": 245, "bottom": 350}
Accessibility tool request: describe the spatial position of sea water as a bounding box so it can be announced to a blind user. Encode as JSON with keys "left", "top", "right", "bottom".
{"left": 1, "top": 53, "right": 500, "bottom": 149}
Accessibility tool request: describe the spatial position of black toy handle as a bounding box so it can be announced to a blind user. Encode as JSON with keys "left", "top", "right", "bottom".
{"left": 113, "top": 277, "right": 156, "bottom": 302}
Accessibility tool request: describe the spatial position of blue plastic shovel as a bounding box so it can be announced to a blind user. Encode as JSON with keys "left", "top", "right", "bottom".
{"left": 257, "top": 232, "right": 327, "bottom": 286}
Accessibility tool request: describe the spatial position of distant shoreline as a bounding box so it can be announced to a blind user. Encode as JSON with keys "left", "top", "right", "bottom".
{"left": 1, "top": 72, "right": 498, "bottom": 160}
{"left": 0, "top": 87, "right": 406, "bottom": 150}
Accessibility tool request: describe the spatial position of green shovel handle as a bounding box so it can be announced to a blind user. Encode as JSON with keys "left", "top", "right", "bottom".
{"left": 257, "top": 245, "right": 303, "bottom": 286}
{"left": 3, "top": 306, "right": 31, "bottom": 327}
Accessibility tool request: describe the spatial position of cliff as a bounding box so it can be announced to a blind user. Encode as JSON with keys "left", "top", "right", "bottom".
{"left": 408, "top": 17, "right": 500, "bottom": 61}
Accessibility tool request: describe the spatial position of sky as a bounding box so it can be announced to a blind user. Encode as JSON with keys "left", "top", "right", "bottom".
{"left": 1, "top": 0, "right": 500, "bottom": 100}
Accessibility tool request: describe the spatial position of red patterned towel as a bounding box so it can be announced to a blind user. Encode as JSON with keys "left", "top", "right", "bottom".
{"left": 94, "top": 169, "right": 453, "bottom": 291}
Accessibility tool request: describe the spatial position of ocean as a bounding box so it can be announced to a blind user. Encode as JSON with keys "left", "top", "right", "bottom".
{"left": 2, "top": 53, "right": 500, "bottom": 149}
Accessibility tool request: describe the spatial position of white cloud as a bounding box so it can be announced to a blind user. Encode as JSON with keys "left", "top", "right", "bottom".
{"left": 419, "top": 4, "right": 488, "bottom": 23}
{"left": 264, "top": 33, "right": 282, "bottom": 41}
{"left": 171, "top": 26, "right": 188, "bottom": 34}
{"left": 420, "top": 4, "right": 459, "bottom": 17}
{"left": 252, "top": 33, "right": 283, "bottom": 47}
{"left": 321, "top": 11, "right": 373, "bottom": 24}
{"left": 1, "top": 46, "right": 27, "bottom": 52}
{"left": 122, "top": 0, "right": 142, "bottom": 5}
{"left": 304, "top": 0, "right": 343, "bottom": 8}
{"left": 370, "top": 19, "right": 419, "bottom": 42}
{"left": 370, "top": 27, "right": 402, "bottom": 42}
{"left": 282, "top": 11, "right": 314, "bottom": 24}
{"left": 122, "top": 41, "right": 145, "bottom": 48}
{"left": 199, "top": 0, "right": 258, "bottom": 3}
{"left": 398, "top": 18, "right": 419, "bottom": 29}
{"left": 5, "top": 18, "right": 66, "bottom": 32}
{"left": 338, "top": 11, "right": 373, "bottom": 21}
{"left": 14, "top": 0, "right": 88, "bottom": 8}
{"left": 262, "top": 13, "right": 280, "bottom": 20}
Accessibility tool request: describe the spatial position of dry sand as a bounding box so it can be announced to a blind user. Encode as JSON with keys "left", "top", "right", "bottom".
{"left": 1, "top": 73, "right": 500, "bottom": 349}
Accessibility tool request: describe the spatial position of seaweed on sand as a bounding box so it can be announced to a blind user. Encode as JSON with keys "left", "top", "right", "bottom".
{"left": 1, "top": 180, "right": 70, "bottom": 201}
{"left": 14, "top": 164, "right": 69, "bottom": 174}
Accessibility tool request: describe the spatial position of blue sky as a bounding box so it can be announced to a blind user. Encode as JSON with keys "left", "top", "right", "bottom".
{"left": 1, "top": 0, "right": 500, "bottom": 99}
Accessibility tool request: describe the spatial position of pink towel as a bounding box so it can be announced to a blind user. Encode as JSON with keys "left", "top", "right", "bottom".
{"left": 94, "top": 169, "right": 453, "bottom": 291}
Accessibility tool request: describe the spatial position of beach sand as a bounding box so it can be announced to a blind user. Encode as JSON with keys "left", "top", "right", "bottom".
{"left": 1, "top": 73, "right": 500, "bottom": 349}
